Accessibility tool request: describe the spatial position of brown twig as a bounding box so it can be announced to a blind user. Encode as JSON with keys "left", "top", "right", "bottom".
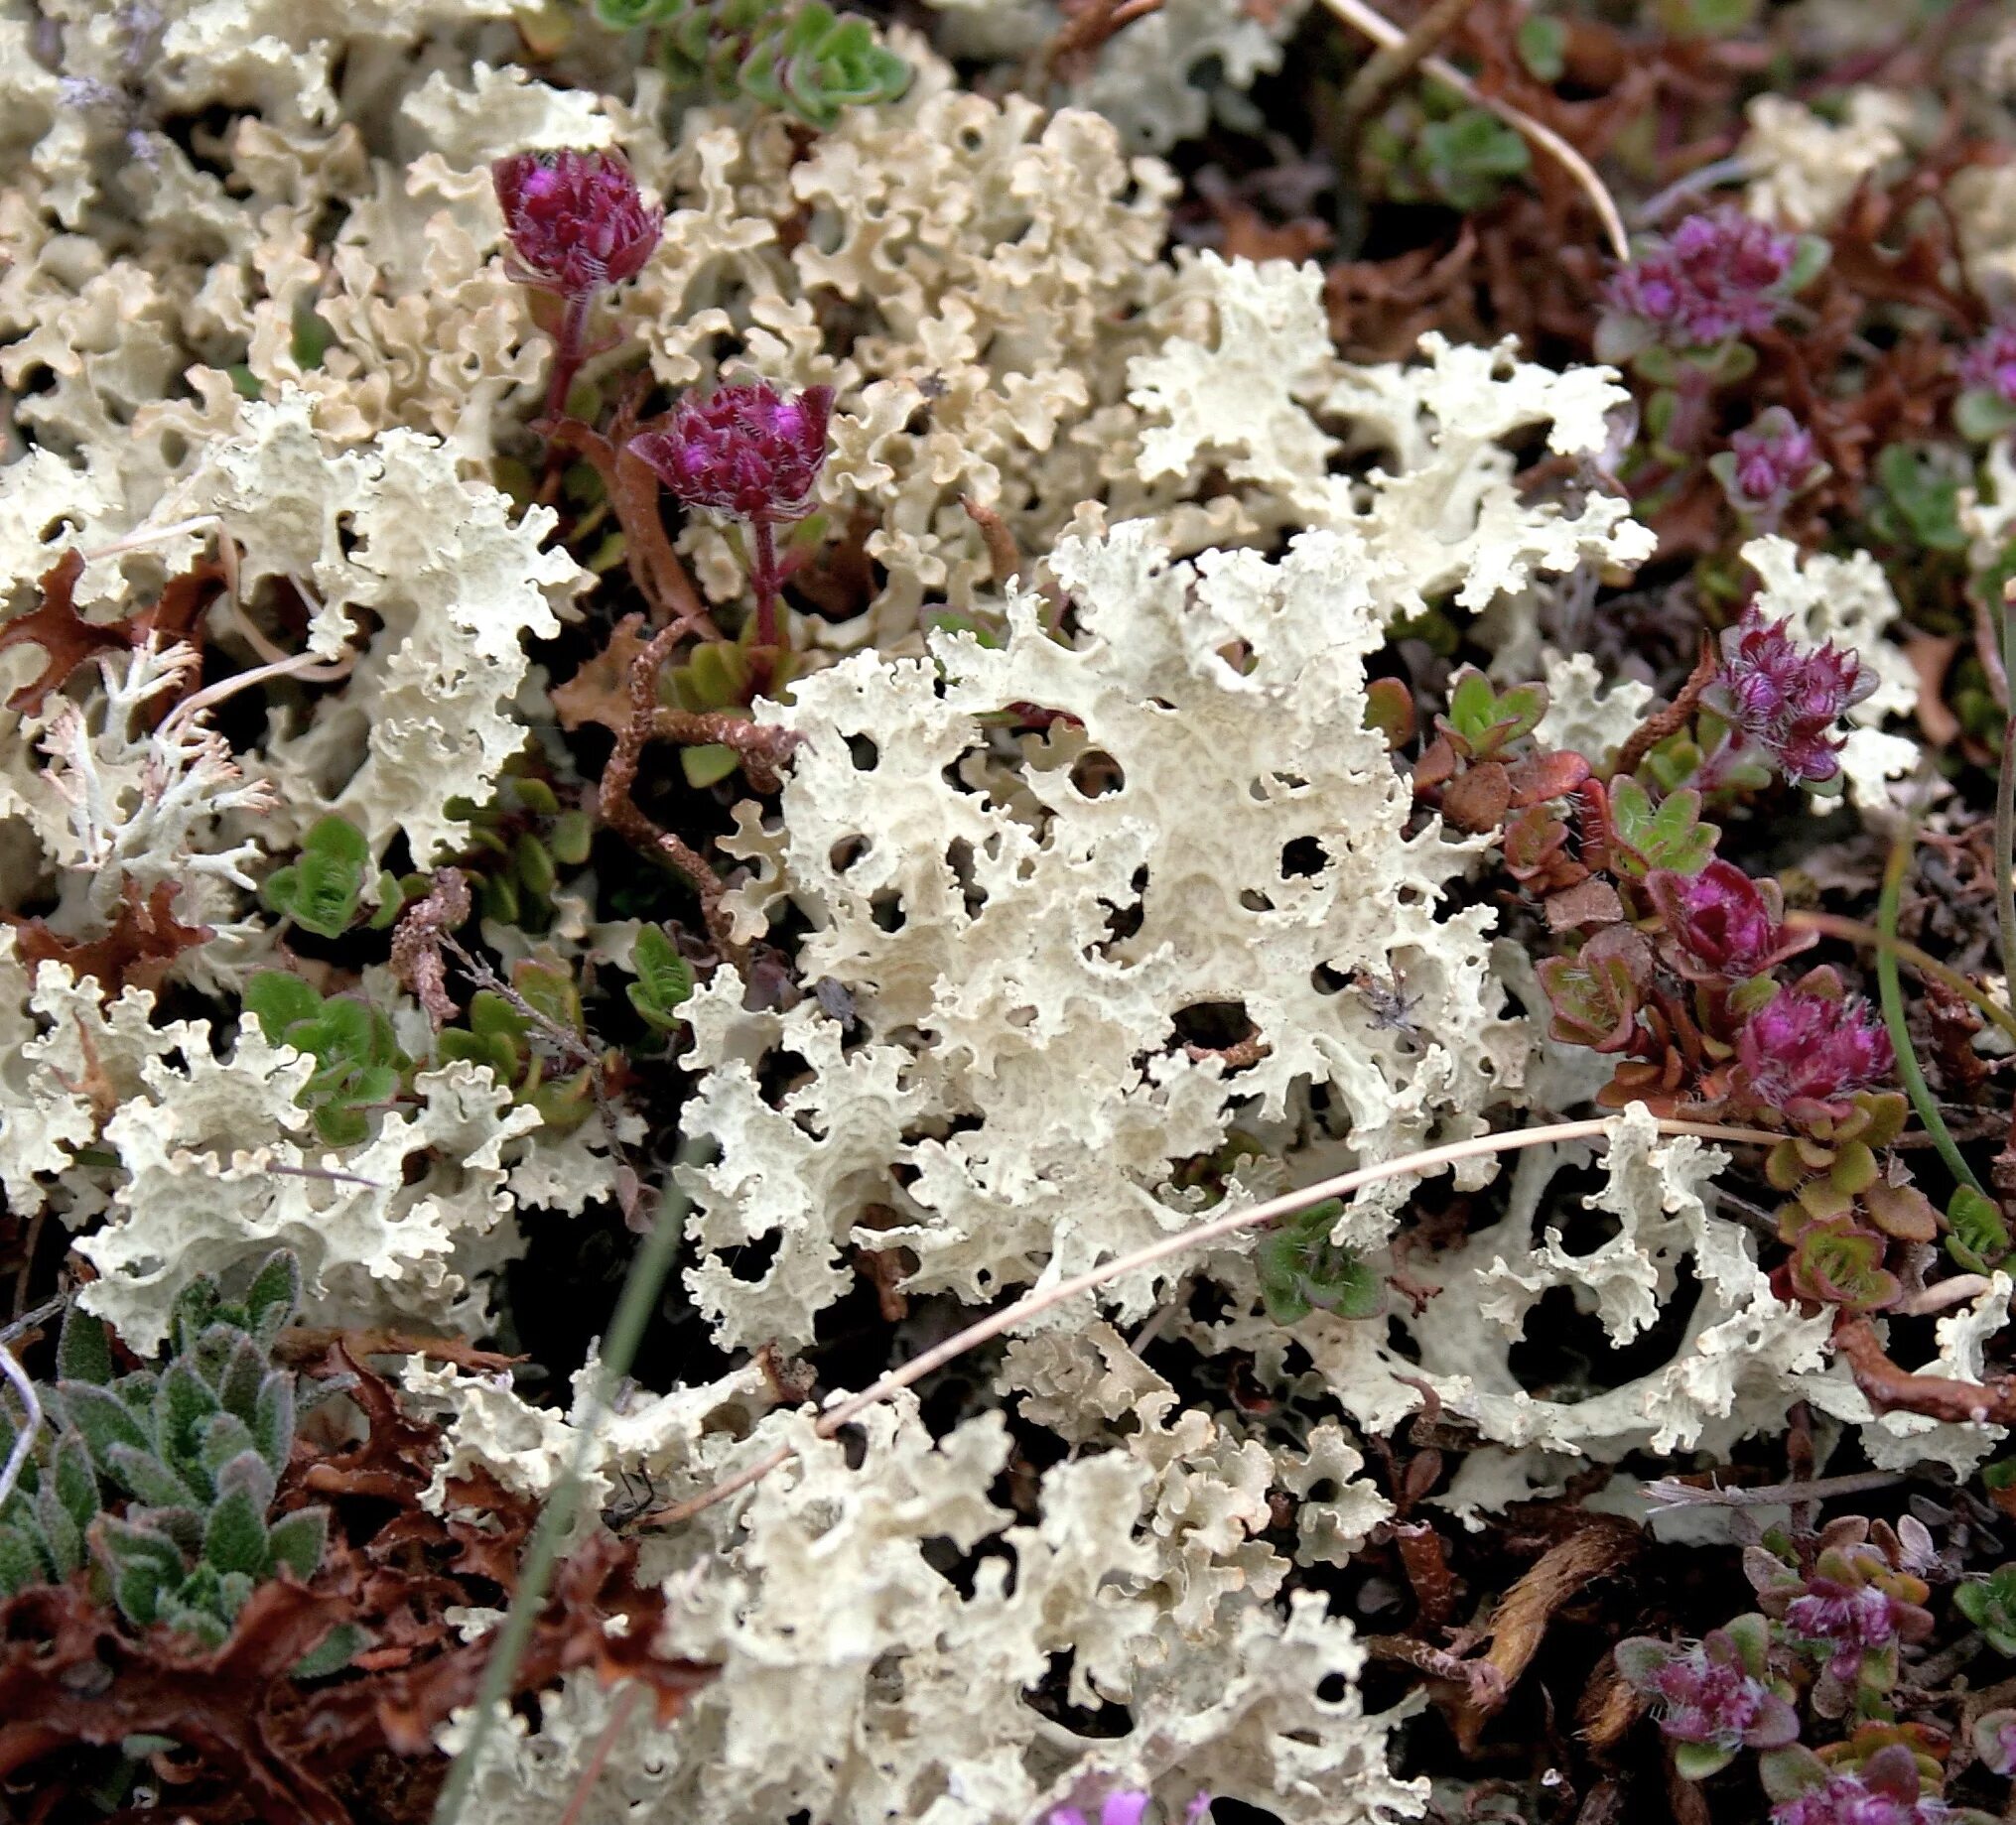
{"left": 269, "top": 1328, "right": 522, "bottom": 1373}
{"left": 1340, "top": 0, "right": 1477, "bottom": 131}
{"left": 1643, "top": 1469, "right": 1904, "bottom": 1509}
{"left": 651, "top": 709, "right": 796, "bottom": 794}
{"left": 1393, "top": 1519, "right": 1457, "bottom": 1629}
{"left": 1043, "top": 0, "right": 1166, "bottom": 79}
{"left": 960, "top": 495, "right": 1025, "bottom": 587}
{"left": 600, "top": 622, "right": 741, "bottom": 962}
{"left": 1834, "top": 1313, "right": 2016, "bottom": 1426}
{"left": 544, "top": 409, "right": 719, "bottom": 638}
{"left": 559, "top": 1684, "right": 644, "bottom": 1825}
{"left": 1608, "top": 639, "right": 1716, "bottom": 780}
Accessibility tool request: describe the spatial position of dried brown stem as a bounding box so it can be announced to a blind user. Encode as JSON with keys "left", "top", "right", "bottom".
{"left": 600, "top": 622, "right": 740, "bottom": 961}
{"left": 1043, "top": 0, "right": 1166, "bottom": 78}
{"left": 1317, "top": 0, "right": 1630, "bottom": 262}
{"left": 1608, "top": 639, "right": 1716, "bottom": 780}
{"left": 651, "top": 709, "right": 796, "bottom": 794}
{"left": 270, "top": 1328, "right": 521, "bottom": 1374}
{"left": 960, "top": 495, "right": 1024, "bottom": 587}
{"left": 1642, "top": 1469, "right": 1903, "bottom": 1509}
{"left": 1833, "top": 1313, "right": 2016, "bottom": 1426}
{"left": 544, "top": 414, "right": 719, "bottom": 638}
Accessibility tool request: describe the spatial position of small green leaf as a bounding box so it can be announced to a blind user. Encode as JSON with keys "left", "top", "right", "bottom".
{"left": 51, "top": 1432, "right": 100, "bottom": 1534}
{"left": 202, "top": 1486, "right": 269, "bottom": 1579}
{"left": 33, "top": 1481, "right": 84, "bottom": 1579}
{"left": 549, "top": 810, "right": 595, "bottom": 867}
{"left": 291, "top": 1620, "right": 367, "bottom": 1680}
{"left": 95, "top": 1517, "right": 186, "bottom": 1629}
{"left": 105, "top": 1442, "right": 199, "bottom": 1510}
{"left": 512, "top": 775, "right": 561, "bottom": 817}
{"left": 1949, "top": 1186, "right": 2011, "bottom": 1273}
{"left": 57, "top": 1307, "right": 114, "bottom": 1387}
{"left": 245, "top": 972, "right": 325, "bottom": 1045}
{"left": 52, "top": 1380, "right": 152, "bottom": 1477}
{"left": 242, "top": 1250, "right": 302, "bottom": 1345}
{"left": 265, "top": 1506, "right": 330, "bottom": 1580}
{"left": 1673, "top": 1741, "right": 1736, "bottom": 1782}
{"left": 0, "top": 1524, "right": 42, "bottom": 1597}
{"left": 262, "top": 816, "right": 371, "bottom": 939}
{"left": 154, "top": 1361, "right": 223, "bottom": 1491}
{"left": 515, "top": 832, "right": 558, "bottom": 898}
{"left": 253, "top": 1371, "right": 297, "bottom": 1476}
{"left": 1515, "top": 14, "right": 1566, "bottom": 80}
{"left": 681, "top": 742, "right": 741, "bottom": 789}
{"left": 628, "top": 924, "right": 696, "bottom": 1033}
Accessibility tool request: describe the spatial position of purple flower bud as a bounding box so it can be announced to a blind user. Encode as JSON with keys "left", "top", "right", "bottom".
{"left": 1647, "top": 859, "right": 1812, "bottom": 981}
{"left": 630, "top": 379, "right": 836, "bottom": 523}
{"left": 492, "top": 149, "right": 663, "bottom": 299}
{"left": 1725, "top": 408, "right": 1823, "bottom": 510}
{"left": 1736, "top": 976, "right": 1893, "bottom": 1116}
{"left": 1960, "top": 325, "right": 2016, "bottom": 407}
{"left": 1702, "top": 608, "right": 1876, "bottom": 790}
{"left": 1603, "top": 208, "right": 1802, "bottom": 347}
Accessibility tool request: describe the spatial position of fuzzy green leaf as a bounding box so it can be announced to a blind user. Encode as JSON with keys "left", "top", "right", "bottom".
{"left": 52, "top": 1380, "right": 152, "bottom": 1477}
{"left": 0, "top": 1524, "right": 42, "bottom": 1597}
{"left": 202, "top": 1486, "right": 269, "bottom": 1579}
{"left": 292, "top": 1620, "right": 368, "bottom": 1680}
{"left": 57, "top": 1306, "right": 114, "bottom": 1387}
{"left": 50, "top": 1431, "right": 100, "bottom": 1534}
{"left": 253, "top": 1371, "right": 296, "bottom": 1477}
{"left": 265, "top": 1505, "right": 330, "bottom": 1580}
{"left": 96, "top": 1517, "right": 187, "bottom": 1629}
{"left": 105, "top": 1443, "right": 199, "bottom": 1510}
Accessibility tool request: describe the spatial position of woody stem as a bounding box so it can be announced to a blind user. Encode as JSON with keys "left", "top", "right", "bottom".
{"left": 749, "top": 515, "right": 781, "bottom": 653}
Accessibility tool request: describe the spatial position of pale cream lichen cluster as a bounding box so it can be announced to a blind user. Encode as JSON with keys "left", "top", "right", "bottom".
{"left": 0, "top": 3, "right": 1983, "bottom": 1821}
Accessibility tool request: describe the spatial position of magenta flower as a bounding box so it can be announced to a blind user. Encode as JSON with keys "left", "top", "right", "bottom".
{"left": 492, "top": 149, "right": 662, "bottom": 299}
{"left": 1715, "top": 408, "right": 1825, "bottom": 529}
{"left": 1614, "top": 1629, "right": 1797, "bottom": 1775}
{"left": 1960, "top": 325, "right": 2016, "bottom": 407}
{"left": 1602, "top": 208, "right": 1803, "bottom": 349}
{"left": 1703, "top": 608, "right": 1876, "bottom": 791}
{"left": 1771, "top": 1749, "right": 1964, "bottom": 1825}
{"left": 1735, "top": 974, "right": 1893, "bottom": 1119}
{"left": 1783, "top": 1577, "right": 1908, "bottom": 1684}
{"left": 630, "top": 380, "right": 835, "bottom": 523}
{"left": 1049, "top": 1793, "right": 1211, "bottom": 1825}
{"left": 1646, "top": 859, "right": 1813, "bottom": 981}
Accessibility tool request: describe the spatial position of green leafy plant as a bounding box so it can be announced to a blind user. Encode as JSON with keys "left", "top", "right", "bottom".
{"left": 262, "top": 815, "right": 403, "bottom": 941}
{"left": 1956, "top": 1563, "right": 2016, "bottom": 1657}
{"left": 245, "top": 973, "right": 410, "bottom": 1146}
{"left": 1, "top": 1255, "right": 349, "bottom": 1662}
{"left": 1364, "top": 86, "right": 1531, "bottom": 213}
{"left": 437, "top": 955, "right": 598, "bottom": 1131}
{"left": 449, "top": 773, "right": 595, "bottom": 930}
{"left": 1256, "top": 1199, "right": 1385, "bottom": 1325}
{"left": 591, "top": 0, "right": 910, "bottom": 129}
{"left": 627, "top": 923, "right": 697, "bottom": 1034}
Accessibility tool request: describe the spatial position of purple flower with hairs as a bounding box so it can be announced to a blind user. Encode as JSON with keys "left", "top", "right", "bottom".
{"left": 630, "top": 380, "right": 835, "bottom": 523}
{"left": 492, "top": 149, "right": 662, "bottom": 299}
{"left": 1770, "top": 1749, "right": 1966, "bottom": 1825}
{"left": 1703, "top": 608, "right": 1876, "bottom": 791}
{"left": 1784, "top": 1577, "right": 1908, "bottom": 1684}
{"left": 1614, "top": 1630, "right": 1798, "bottom": 1769}
{"left": 1602, "top": 208, "right": 1803, "bottom": 349}
{"left": 1735, "top": 974, "right": 1893, "bottom": 1119}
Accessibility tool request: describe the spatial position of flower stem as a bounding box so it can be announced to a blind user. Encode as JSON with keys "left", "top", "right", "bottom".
{"left": 1996, "top": 584, "right": 2016, "bottom": 1024}
{"left": 749, "top": 515, "right": 781, "bottom": 652}
{"left": 544, "top": 292, "right": 592, "bottom": 423}
{"left": 1872, "top": 824, "right": 1989, "bottom": 1200}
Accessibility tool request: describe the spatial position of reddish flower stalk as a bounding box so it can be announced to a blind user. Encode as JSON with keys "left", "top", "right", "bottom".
{"left": 492, "top": 149, "right": 663, "bottom": 421}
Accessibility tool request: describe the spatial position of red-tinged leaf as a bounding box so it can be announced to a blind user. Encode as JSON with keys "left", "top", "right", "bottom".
{"left": 0, "top": 551, "right": 127, "bottom": 714}
{"left": 6, "top": 880, "right": 212, "bottom": 995}
{"left": 1505, "top": 748, "right": 1591, "bottom": 807}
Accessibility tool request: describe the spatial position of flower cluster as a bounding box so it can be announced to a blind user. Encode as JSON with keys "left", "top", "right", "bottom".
{"left": 1703, "top": 607, "right": 1878, "bottom": 791}
{"left": 1770, "top": 1749, "right": 1971, "bottom": 1825}
{"left": 1734, "top": 974, "right": 1893, "bottom": 1122}
{"left": 492, "top": 149, "right": 663, "bottom": 299}
{"left": 1600, "top": 208, "right": 1805, "bottom": 351}
{"left": 1714, "top": 408, "right": 1826, "bottom": 528}
{"left": 1615, "top": 1626, "right": 1799, "bottom": 1778}
{"left": 630, "top": 380, "right": 836, "bottom": 523}
{"left": 1753, "top": 1521, "right": 1935, "bottom": 1701}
